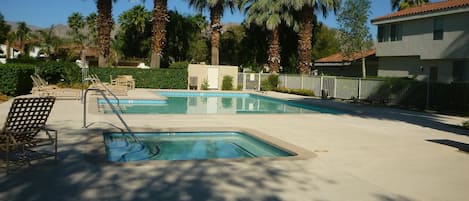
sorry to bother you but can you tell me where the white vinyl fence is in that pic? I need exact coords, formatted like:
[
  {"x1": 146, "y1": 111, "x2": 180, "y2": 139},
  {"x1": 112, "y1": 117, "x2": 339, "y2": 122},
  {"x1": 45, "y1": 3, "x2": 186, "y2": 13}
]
[
  {"x1": 238, "y1": 73, "x2": 387, "y2": 100},
  {"x1": 279, "y1": 75, "x2": 388, "y2": 99}
]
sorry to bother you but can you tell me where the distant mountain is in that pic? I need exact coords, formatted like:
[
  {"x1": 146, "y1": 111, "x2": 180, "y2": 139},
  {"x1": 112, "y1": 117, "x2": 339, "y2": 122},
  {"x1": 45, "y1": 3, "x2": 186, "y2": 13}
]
[{"x1": 7, "y1": 21, "x2": 43, "y2": 31}]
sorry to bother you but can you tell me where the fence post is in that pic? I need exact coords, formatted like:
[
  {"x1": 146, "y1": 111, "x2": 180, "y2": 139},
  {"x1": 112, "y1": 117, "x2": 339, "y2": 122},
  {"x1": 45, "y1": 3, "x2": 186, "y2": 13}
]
[
  {"x1": 285, "y1": 75, "x2": 288, "y2": 88},
  {"x1": 320, "y1": 76, "x2": 323, "y2": 92},
  {"x1": 358, "y1": 78, "x2": 362, "y2": 99},
  {"x1": 258, "y1": 72, "x2": 262, "y2": 91},
  {"x1": 301, "y1": 75, "x2": 304, "y2": 89},
  {"x1": 334, "y1": 77, "x2": 337, "y2": 98},
  {"x1": 243, "y1": 73, "x2": 246, "y2": 91}
]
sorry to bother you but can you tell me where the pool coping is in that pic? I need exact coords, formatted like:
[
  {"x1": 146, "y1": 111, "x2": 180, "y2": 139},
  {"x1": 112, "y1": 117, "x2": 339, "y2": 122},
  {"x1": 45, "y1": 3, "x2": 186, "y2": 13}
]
[{"x1": 84, "y1": 127, "x2": 316, "y2": 166}]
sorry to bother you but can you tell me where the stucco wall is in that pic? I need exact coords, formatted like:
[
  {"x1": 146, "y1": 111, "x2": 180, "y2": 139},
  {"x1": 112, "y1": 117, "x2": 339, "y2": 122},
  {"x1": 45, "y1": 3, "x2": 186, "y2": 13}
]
[
  {"x1": 376, "y1": 12, "x2": 469, "y2": 60},
  {"x1": 187, "y1": 64, "x2": 238, "y2": 90},
  {"x1": 378, "y1": 56, "x2": 422, "y2": 78},
  {"x1": 378, "y1": 56, "x2": 469, "y2": 83}
]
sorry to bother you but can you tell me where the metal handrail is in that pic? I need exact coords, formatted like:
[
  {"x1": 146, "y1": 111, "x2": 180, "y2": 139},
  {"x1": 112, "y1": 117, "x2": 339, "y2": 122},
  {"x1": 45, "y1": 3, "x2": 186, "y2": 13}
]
[
  {"x1": 82, "y1": 77, "x2": 161, "y2": 159},
  {"x1": 83, "y1": 88, "x2": 140, "y2": 143}
]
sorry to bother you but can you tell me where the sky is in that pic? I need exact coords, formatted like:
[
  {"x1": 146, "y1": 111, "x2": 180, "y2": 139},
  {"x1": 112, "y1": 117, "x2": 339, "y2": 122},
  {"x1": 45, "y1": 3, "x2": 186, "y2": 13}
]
[{"x1": 0, "y1": 0, "x2": 395, "y2": 37}]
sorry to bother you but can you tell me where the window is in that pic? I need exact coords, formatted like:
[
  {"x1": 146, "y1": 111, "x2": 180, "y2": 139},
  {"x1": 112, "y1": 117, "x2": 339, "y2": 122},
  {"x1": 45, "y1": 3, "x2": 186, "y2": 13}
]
[
  {"x1": 433, "y1": 18, "x2": 444, "y2": 40},
  {"x1": 378, "y1": 25, "x2": 384, "y2": 42},
  {"x1": 378, "y1": 24, "x2": 402, "y2": 42},
  {"x1": 383, "y1": 25, "x2": 390, "y2": 42},
  {"x1": 390, "y1": 24, "x2": 402, "y2": 41}
]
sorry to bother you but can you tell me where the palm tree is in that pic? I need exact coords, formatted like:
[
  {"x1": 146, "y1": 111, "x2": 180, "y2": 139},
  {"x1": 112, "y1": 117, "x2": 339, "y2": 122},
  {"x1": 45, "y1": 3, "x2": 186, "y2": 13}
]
[
  {"x1": 68, "y1": 12, "x2": 86, "y2": 62},
  {"x1": 187, "y1": 0, "x2": 237, "y2": 65},
  {"x1": 290, "y1": 0, "x2": 340, "y2": 75},
  {"x1": 96, "y1": 0, "x2": 114, "y2": 67},
  {"x1": 16, "y1": 22, "x2": 31, "y2": 54},
  {"x1": 0, "y1": 12, "x2": 10, "y2": 45},
  {"x1": 243, "y1": 0, "x2": 296, "y2": 73},
  {"x1": 36, "y1": 25, "x2": 60, "y2": 59},
  {"x1": 391, "y1": 0, "x2": 429, "y2": 11},
  {"x1": 150, "y1": 0, "x2": 168, "y2": 68},
  {"x1": 6, "y1": 32, "x2": 15, "y2": 59},
  {"x1": 86, "y1": 13, "x2": 99, "y2": 46}
]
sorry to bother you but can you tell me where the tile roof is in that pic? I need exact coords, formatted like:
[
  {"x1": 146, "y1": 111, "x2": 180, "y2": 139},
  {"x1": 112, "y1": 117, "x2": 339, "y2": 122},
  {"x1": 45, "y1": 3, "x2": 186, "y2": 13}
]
[
  {"x1": 371, "y1": 0, "x2": 469, "y2": 23},
  {"x1": 315, "y1": 49, "x2": 376, "y2": 63}
]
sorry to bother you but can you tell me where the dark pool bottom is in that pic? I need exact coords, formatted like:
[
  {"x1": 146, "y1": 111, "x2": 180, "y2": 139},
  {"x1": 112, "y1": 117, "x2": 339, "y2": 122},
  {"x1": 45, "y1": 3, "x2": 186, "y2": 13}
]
[{"x1": 104, "y1": 131, "x2": 295, "y2": 162}]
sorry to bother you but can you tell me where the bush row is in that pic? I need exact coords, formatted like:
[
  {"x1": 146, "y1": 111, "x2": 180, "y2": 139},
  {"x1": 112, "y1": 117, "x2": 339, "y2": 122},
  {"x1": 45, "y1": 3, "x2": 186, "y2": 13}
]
[
  {"x1": 0, "y1": 63, "x2": 35, "y2": 96},
  {"x1": 0, "y1": 61, "x2": 188, "y2": 96},
  {"x1": 275, "y1": 87, "x2": 316, "y2": 96},
  {"x1": 90, "y1": 67, "x2": 187, "y2": 89}
]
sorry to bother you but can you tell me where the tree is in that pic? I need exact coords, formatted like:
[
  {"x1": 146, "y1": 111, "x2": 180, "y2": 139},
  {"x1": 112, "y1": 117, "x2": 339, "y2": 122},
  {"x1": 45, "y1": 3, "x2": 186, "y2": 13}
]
[
  {"x1": 187, "y1": 14, "x2": 209, "y2": 63},
  {"x1": 337, "y1": 0, "x2": 372, "y2": 78},
  {"x1": 150, "y1": 0, "x2": 168, "y2": 68},
  {"x1": 6, "y1": 32, "x2": 15, "y2": 59},
  {"x1": 96, "y1": 0, "x2": 115, "y2": 67},
  {"x1": 391, "y1": 0, "x2": 429, "y2": 11},
  {"x1": 187, "y1": 0, "x2": 237, "y2": 65},
  {"x1": 290, "y1": 0, "x2": 340, "y2": 75},
  {"x1": 36, "y1": 25, "x2": 62, "y2": 59},
  {"x1": 243, "y1": 0, "x2": 296, "y2": 73},
  {"x1": 220, "y1": 25, "x2": 245, "y2": 65},
  {"x1": 311, "y1": 23, "x2": 340, "y2": 60},
  {"x1": 67, "y1": 12, "x2": 86, "y2": 62},
  {"x1": 0, "y1": 12, "x2": 11, "y2": 45},
  {"x1": 16, "y1": 22, "x2": 31, "y2": 54},
  {"x1": 117, "y1": 5, "x2": 151, "y2": 58},
  {"x1": 240, "y1": 23, "x2": 268, "y2": 71},
  {"x1": 86, "y1": 13, "x2": 98, "y2": 46},
  {"x1": 165, "y1": 11, "x2": 207, "y2": 63}
]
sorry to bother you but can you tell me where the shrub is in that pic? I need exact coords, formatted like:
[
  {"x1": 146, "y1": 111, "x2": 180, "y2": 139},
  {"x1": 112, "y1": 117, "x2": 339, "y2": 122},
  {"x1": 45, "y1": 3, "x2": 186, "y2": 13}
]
[
  {"x1": 201, "y1": 79, "x2": 209, "y2": 90},
  {"x1": 274, "y1": 87, "x2": 315, "y2": 97},
  {"x1": 260, "y1": 74, "x2": 279, "y2": 91},
  {"x1": 35, "y1": 61, "x2": 81, "y2": 85},
  {"x1": 222, "y1": 75, "x2": 233, "y2": 90},
  {"x1": 0, "y1": 63, "x2": 35, "y2": 96},
  {"x1": 169, "y1": 61, "x2": 189, "y2": 69},
  {"x1": 91, "y1": 67, "x2": 187, "y2": 89}
]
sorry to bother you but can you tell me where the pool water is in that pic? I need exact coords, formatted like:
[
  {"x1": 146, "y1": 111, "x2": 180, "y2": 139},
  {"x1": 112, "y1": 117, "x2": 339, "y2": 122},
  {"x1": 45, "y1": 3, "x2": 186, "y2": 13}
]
[
  {"x1": 104, "y1": 131, "x2": 294, "y2": 162},
  {"x1": 99, "y1": 91, "x2": 342, "y2": 114}
]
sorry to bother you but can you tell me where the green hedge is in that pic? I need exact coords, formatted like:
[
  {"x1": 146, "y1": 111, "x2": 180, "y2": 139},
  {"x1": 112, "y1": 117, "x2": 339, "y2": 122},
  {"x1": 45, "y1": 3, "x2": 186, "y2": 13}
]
[
  {"x1": 0, "y1": 61, "x2": 81, "y2": 96},
  {"x1": 0, "y1": 63, "x2": 35, "y2": 96},
  {"x1": 90, "y1": 67, "x2": 187, "y2": 89},
  {"x1": 0, "y1": 60, "x2": 188, "y2": 96}
]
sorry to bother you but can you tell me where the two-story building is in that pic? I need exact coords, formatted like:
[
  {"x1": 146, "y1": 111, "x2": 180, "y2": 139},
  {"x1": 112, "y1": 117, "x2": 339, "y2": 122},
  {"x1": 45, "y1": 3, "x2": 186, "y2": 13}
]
[{"x1": 371, "y1": 0, "x2": 469, "y2": 83}]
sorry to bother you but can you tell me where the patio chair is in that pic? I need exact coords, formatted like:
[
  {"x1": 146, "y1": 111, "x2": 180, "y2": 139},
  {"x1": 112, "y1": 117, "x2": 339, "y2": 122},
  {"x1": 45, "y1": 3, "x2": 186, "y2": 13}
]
[
  {"x1": 89, "y1": 74, "x2": 128, "y2": 96},
  {"x1": 30, "y1": 74, "x2": 81, "y2": 100},
  {"x1": 0, "y1": 97, "x2": 58, "y2": 174}
]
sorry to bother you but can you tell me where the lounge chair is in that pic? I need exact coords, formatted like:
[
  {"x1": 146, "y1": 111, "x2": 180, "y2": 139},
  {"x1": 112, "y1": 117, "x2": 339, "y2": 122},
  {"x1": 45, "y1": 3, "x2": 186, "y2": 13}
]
[
  {"x1": 30, "y1": 74, "x2": 81, "y2": 100},
  {"x1": 0, "y1": 97, "x2": 58, "y2": 174},
  {"x1": 89, "y1": 74, "x2": 128, "y2": 96}
]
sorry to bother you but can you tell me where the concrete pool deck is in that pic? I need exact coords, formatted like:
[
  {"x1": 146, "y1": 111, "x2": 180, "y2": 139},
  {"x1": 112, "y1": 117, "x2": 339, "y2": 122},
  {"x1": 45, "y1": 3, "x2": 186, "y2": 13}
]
[{"x1": 1, "y1": 89, "x2": 469, "y2": 201}]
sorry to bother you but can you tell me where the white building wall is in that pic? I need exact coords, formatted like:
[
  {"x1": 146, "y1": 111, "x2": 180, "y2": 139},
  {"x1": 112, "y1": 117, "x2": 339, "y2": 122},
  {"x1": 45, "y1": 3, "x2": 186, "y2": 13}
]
[{"x1": 376, "y1": 12, "x2": 469, "y2": 60}]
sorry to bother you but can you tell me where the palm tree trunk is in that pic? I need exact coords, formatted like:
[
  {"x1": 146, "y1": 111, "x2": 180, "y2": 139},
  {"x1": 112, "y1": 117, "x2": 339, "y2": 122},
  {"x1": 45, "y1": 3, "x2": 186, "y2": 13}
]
[
  {"x1": 268, "y1": 27, "x2": 280, "y2": 74},
  {"x1": 97, "y1": 0, "x2": 112, "y2": 67},
  {"x1": 362, "y1": 55, "x2": 367, "y2": 78},
  {"x1": 298, "y1": 6, "x2": 313, "y2": 75},
  {"x1": 150, "y1": 0, "x2": 168, "y2": 68},
  {"x1": 6, "y1": 42, "x2": 10, "y2": 59},
  {"x1": 210, "y1": 5, "x2": 222, "y2": 66}
]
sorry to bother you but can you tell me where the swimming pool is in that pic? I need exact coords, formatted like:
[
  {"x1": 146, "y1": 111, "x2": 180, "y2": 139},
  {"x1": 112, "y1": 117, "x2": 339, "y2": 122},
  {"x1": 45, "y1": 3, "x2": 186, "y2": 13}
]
[
  {"x1": 104, "y1": 131, "x2": 295, "y2": 162},
  {"x1": 98, "y1": 91, "x2": 342, "y2": 114}
]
